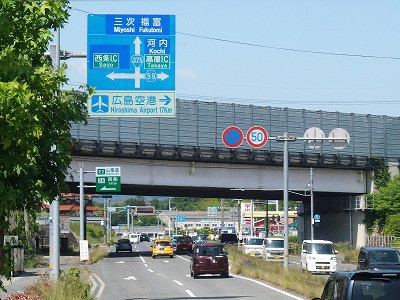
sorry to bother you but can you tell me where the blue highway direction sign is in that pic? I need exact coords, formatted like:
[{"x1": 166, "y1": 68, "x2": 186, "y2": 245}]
[{"x1": 87, "y1": 14, "x2": 175, "y2": 117}]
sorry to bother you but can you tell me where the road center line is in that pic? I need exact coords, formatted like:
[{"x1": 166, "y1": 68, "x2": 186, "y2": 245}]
[
  {"x1": 185, "y1": 290, "x2": 195, "y2": 297},
  {"x1": 148, "y1": 269, "x2": 154, "y2": 272}
]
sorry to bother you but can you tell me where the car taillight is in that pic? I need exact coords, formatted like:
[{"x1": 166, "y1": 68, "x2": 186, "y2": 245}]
[
  {"x1": 169, "y1": 244, "x2": 172, "y2": 247},
  {"x1": 190, "y1": 242, "x2": 193, "y2": 245},
  {"x1": 177, "y1": 242, "x2": 181, "y2": 245}
]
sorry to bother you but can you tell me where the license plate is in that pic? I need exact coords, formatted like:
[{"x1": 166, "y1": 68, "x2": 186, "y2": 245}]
[{"x1": 182, "y1": 247, "x2": 187, "y2": 250}]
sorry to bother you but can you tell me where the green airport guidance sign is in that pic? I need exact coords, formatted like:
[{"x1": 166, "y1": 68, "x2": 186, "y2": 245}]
[{"x1": 96, "y1": 166, "x2": 121, "y2": 192}]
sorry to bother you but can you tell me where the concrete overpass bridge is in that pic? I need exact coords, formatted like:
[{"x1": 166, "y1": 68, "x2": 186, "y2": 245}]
[{"x1": 67, "y1": 99, "x2": 400, "y2": 246}]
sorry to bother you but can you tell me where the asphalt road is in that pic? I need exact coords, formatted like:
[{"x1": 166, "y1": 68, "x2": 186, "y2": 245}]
[
  {"x1": 89, "y1": 242, "x2": 309, "y2": 300},
  {"x1": 0, "y1": 245, "x2": 357, "y2": 299}
]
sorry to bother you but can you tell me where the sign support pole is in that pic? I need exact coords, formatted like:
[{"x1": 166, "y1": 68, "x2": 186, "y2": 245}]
[
  {"x1": 283, "y1": 133, "x2": 289, "y2": 272},
  {"x1": 310, "y1": 168, "x2": 314, "y2": 240},
  {"x1": 80, "y1": 164, "x2": 85, "y2": 241}
]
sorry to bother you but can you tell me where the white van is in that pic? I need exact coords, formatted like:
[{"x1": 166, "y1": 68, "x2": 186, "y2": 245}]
[
  {"x1": 242, "y1": 236, "x2": 264, "y2": 257},
  {"x1": 262, "y1": 237, "x2": 284, "y2": 261},
  {"x1": 129, "y1": 233, "x2": 140, "y2": 244},
  {"x1": 301, "y1": 239, "x2": 337, "y2": 274}
]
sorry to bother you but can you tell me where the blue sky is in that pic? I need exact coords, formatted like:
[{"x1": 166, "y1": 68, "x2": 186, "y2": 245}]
[{"x1": 61, "y1": 1, "x2": 400, "y2": 117}]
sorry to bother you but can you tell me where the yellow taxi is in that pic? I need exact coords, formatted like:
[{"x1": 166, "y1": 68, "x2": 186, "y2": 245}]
[{"x1": 151, "y1": 239, "x2": 174, "y2": 259}]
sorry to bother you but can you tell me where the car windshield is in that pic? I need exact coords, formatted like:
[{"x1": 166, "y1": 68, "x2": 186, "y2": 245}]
[
  {"x1": 353, "y1": 278, "x2": 400, "y2": 299},
  {"x1": 196, "y1": 246, "x2": 224, "y2": 256},
  {"x1": 118, "y1": 239, "x2": 130, "y2": 243},
  {"x1": 306, "y1": 243, "x2": 335, "y2": 254},
  {"x1": 369, "y1": 250, "x2": 400, "y2": 264},
  {"x1": 246, "y1": 238, "x2": 264, "y2": 245},
  {"x1": 264, "y1": 239, "x2": 284, "y2": 248}
]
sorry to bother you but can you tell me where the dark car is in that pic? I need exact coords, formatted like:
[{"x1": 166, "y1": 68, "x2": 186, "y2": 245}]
[
  {"x1": 219, "y1": 233, "x2": 238, "y2": 245},
  {"x1": 175, "y1": 236, "x2": 193, "y2": 253},
  {"x1": 192, "y1": 234, "x2": 207, "y2": 244},
  {"x1": 115, "y1": 238, "x2": 132, "y2": 253},
  {"x1": 190, "y1": 243, "x2": 229, "y2": 279},
  {"x1": 140, "y1": 233, "x2": 150, "y2": 242},
  {"x1": 311, "y1": 270, "x2": 400, "y2": 300},
  {"x1": 357, "y1": 246, "x2": 400, "y2": 270}
]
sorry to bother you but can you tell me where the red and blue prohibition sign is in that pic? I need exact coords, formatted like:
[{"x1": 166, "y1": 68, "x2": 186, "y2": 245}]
[{"x1": 222, "y1": 126, "x2": 244, "y2": 148}]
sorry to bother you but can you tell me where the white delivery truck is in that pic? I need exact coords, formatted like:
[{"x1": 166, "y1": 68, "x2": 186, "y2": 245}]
[{"x1": 301, "y1": 239, "x2": 338, "y2": 274}]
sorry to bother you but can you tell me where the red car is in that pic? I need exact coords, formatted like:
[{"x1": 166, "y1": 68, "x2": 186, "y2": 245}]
[
  {"x1": 175, "y1": 236, "x2": 193, "y2": 253},
  {"x1": 190, "y1": 243, "x2": 229, "y2": 278}
]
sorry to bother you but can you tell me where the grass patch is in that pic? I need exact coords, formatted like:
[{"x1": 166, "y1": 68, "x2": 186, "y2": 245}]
[
  {"x1": 227, "y1": 246, "x2": 326, "y2": 299},
  {"x1": 334, "y1": 242, "x2": 359, "y2": 263},
  {"x1": 5, "y1": 267, "x2": 94, "y2": 300},
  {"x1": 89, "y1": 246, "x2": 109, "y2": 264},
  {"x1": 70, "y1": 222, "x2": 104, "y2": 245}
]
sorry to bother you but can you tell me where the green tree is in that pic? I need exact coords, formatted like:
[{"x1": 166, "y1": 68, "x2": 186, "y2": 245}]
[
  {"x1": 369, "y1": 175, "x2": 400, "y2": 235},
  {"x1": 0, "y1": 1, "x2": 91, "y2": 289}
]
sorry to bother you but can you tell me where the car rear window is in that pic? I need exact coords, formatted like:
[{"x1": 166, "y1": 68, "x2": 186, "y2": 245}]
[
  {"x1": 178, "y1": 237, "x2": 192, "y2": 242},
  {"x1": 196, "y1": 246, "x2": 224, "y2": 256},
  {"x1": 352, "y1": 278, "x2": 400, "y2": 299},
  {"x1": 156, "y1": 241, "x2": 170, "y2": 246}
]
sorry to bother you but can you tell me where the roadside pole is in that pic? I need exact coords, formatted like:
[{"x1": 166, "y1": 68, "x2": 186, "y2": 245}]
[{"x1": 48, "y1": 28, "x2": 61, "y2": 281}]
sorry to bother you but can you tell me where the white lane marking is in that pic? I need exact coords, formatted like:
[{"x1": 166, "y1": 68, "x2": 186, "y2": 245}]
[
  {"x1": 186, "y1": 274, "x2": 191, "y2": 277},
  {"x1": 185, "y1": 290, "x2": 196, "y2": 297},
  {"x1": 116, "y1": 261, "x2": 124, "y2": 264},
  {"x1": 144, "y1": 264, "x2": 148, "y2": 267},
  {"x1": 123, "y1": 276, "x2": 137, "y2": 280},
  {"x1": 148, "y1": 269, "x2": 154, "y2": 272},
  {"x1": 173, "y1": 280, "x2": 183, "y2": 286},
  {"x1": 163, "y1": 260, "x2": 170, "y2": 263},
  {"x1": 93, "y1": 273, "x2": 105, "y2": 300},
  {"x1": 231, "y1": 274, "x2": 304, "y2": 300},
  {"x1": 177, "y1": 255, "x2": 190, "y2": 262},
  {"x1": 157, "y1": 273, "x2": 167, "y2": 277},
  {"x1": 140, "y1": 256, "x2": 146, "y2": 263},
  {"x1": 89, "y1": 275, "x2": 97, "y2": 296}
]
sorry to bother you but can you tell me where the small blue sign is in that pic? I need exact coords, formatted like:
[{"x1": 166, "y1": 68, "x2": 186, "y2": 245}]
[
  {"x1": 314, "y1": 214, "x2": 321, "y2": 220},
  {"x1": 176, "y1": 216, "x2": 186, "y2": 222},
  {"x1": 91, "y1": 95, "x2": 109, "y2": 113}
]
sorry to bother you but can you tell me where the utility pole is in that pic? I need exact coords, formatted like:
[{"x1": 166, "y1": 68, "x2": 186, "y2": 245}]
[{"x1": 48, "y1": 29, "x2": 61, "y2": 281}]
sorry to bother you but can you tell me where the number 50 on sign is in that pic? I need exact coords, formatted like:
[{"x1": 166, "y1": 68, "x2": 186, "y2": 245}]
[{"x1": 246, "y1": 126, "x2": 268, "y2": 148}]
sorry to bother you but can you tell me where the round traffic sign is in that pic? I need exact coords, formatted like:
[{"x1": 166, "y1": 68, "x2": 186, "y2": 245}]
[
  {"x1": 246, "y1": 126, "x2": 268, "y2": 148},
  {"x1": 222, "y1": 126, "x2": 244, "y2": 148},
  {"x1": 304, "y1": 127, "x2": 325, "y2": 149},
  {"x1": 329, "y1": 128, "x2": 350, "y2": 150},
  {"x1": 314, "y1": 214, "x2": 321, "y2": 220}
]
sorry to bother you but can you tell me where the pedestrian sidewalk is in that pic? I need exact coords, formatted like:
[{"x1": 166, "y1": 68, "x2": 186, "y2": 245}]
[{"x1": 0, "y1": 253, "x2": 85, "y2": 299}]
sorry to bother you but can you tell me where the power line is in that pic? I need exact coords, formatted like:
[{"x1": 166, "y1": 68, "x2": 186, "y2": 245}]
[{"x1": 68, "y1": 6, "x2": 400, "y2": 60}]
